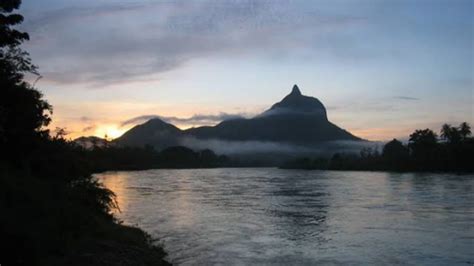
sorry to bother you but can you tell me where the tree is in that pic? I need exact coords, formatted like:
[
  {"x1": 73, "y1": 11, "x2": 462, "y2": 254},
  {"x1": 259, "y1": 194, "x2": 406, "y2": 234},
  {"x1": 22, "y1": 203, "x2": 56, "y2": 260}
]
[
  {"x1": 0, "y1": 0, "x2": 52, "y2": 162},
  {"x1": 440, "y1": 124, "x2": 451, "y2": 141},
  {"x1": 382, "y1": 139, "x2": 409, "y2": 170},
  {"x1": 409, "y1": 129, "x2": 437, "y2": 146},
  {"x1": 199, "y1": 149, "x2": 218, "y2": 166},
  {"x1": 459, "y1": 122, "x2": 471, "y2": 140},
  {"x1": 1, "y1": 3, "x2": 170, "y2": 266},
  {"x1": 383, "y1": 139, "x2": 408, "y2": 159},
  {"x1": 440, "y1": 124, "x2": 460, "y2": 144},
  {"x1": 408, "y1": 129, "x2": 438, "y2": 169},
  {"x1": 0, "y1": 0, "x2": 34, "y2": 81}
]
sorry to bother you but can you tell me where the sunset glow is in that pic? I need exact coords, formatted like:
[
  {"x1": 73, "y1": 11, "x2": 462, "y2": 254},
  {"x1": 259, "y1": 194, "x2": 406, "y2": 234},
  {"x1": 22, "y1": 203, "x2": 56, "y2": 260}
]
[{"x1": 94, "y1": 125, "x2": 128, "y2": 140}]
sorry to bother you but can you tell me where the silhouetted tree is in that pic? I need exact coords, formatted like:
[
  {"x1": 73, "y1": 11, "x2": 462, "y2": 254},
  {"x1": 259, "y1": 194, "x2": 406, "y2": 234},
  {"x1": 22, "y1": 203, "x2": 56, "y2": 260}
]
[
  {"x1": 199, "y1": 149, "x2": 218, "y2": 166},
  {"x1": 440, "y1": 123, "x2": 461, "y2": 144},
  {"x1": 0, "y1": 0, "x2": 29, "y2": 48},
  {"x1": 459, "y1": 122, "x2": 471, "y2": 140},
  {"x1": 0, "y1": 0, "x2": 52, "y2": 164},
  {"x1": 409, "y1": 129, "x2": 437, "y2": 150},
  {"x1": 1, "y1": 2, "x2": 170, "y2": 265},
  {"x1": 440, "y1": 124, "x2": 451, "y2": 141},
  {"x1": 382, "y1": 138, "x2": 409, "y2": 169},
  {"x1": 408, "y1": 129, "x2": 438, "y2": 169},
  {"x1": 283, "y1": 123, "x2": 473, "y2": 172}
]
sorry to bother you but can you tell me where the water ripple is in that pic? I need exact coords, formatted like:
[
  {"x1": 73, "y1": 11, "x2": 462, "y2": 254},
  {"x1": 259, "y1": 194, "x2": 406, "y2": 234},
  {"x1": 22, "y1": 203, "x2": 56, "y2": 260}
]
[{"x1": 97, "y1": 168, "x2": 474, "y2": 265}]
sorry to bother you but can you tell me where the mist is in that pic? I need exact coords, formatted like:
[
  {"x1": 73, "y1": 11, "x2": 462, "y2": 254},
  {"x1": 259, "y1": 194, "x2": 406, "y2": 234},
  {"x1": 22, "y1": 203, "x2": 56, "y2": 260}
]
[{"x1": 179, "y1": 136, "x2": 382, "y2": 157}]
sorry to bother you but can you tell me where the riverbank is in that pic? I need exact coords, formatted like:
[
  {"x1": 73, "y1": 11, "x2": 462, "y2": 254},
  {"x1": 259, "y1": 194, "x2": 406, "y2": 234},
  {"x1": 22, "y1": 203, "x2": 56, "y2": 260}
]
[
  {"x1": 280, "y1": 166, "x2": 474, "y2": 174},
  {"x1": 0, "y1": 169, "x2": 171, "y2": 266},
  {"x1": 280, "y1": 159, "x2": 474, "y2": 173},
  {"x1": 47, "y1": 224, "x2": 170, "y2": 266}
]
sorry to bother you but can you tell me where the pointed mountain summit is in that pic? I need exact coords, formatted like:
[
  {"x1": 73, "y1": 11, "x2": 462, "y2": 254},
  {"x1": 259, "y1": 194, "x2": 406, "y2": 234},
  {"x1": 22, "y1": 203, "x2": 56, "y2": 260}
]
[
  {"x1": 291, "y1": 84, "x2": 302, "y2": 95},
  {"x1": 115, "y1": 85, "x2": 361, "y2": 149},
  {"x1": 265, "y1": 84, "x2": 327, "y2": 119}
]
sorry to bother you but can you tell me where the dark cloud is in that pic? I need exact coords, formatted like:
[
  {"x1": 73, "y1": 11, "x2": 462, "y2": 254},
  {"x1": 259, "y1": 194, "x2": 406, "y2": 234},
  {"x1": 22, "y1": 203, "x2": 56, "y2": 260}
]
[
  {"x1": 22, "y1": 3, "x2": 152, "y2": 32},
  {"x1": 21, "y1": 1, "x2": 366, "y2": 86},
  {"x1": 79, "y1": 116, "x2": 93, "y2": 122},
  {"x1": 120, "y1": 112, "x2": 248, "y2": 127},
  {"x1": 393, "y1": 96, "x2": 420, "y2": 101},
  {"x1": 79, "y1": 116, "x2": 96, "y2": 133},
  {"x1": 82, "y1": 125, "x2": 96, "y2": 132},
  {"x1": 120, "y1": 115, "x2": 160, "y2": 127}
]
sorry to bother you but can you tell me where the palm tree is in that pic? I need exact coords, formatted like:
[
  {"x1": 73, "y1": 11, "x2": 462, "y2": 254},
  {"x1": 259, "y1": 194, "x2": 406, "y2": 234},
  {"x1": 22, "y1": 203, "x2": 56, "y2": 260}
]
[
  {"x1": 459, "y1": 122, "x2": 471, "y2": 140},
  {"x1": 441, "y1": 123, "x2": 461, "y2": 143},
  {"x1": 440, "y1": 124, "x2": 452, "y2": 142}
]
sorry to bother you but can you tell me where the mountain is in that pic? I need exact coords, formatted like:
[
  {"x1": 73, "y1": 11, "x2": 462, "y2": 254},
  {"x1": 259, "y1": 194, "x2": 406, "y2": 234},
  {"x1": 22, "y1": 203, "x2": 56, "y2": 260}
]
[
  {"x1": 263, "y1": 85, "x2": 327, "y2": 117},
  {"x1": 115, "y1": 85, "x2": 361, "y2": 150},
  {"x1": 185, "y1": 85, "x2": 359, "y2": 143},
  {"x1": 117, "y1": 118, "x2": 182, "y2": 150}
]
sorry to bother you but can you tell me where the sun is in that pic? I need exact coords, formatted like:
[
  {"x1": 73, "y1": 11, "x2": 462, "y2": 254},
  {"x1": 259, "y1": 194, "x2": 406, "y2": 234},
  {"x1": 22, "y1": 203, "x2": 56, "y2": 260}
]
[{"x1": 95, "y1": 125, "x2": 126, "y2": 140}]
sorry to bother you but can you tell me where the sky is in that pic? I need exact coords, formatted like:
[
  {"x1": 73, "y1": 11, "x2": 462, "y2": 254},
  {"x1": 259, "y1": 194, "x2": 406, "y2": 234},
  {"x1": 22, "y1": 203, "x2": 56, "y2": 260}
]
[{"x1": 18, "y1": 0, "x2": 473, "y2": 141}]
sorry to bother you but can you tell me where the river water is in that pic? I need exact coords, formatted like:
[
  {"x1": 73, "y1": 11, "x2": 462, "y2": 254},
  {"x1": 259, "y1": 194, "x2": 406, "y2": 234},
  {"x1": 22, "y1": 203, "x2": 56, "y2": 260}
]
[{"x1": 97, "y1": 168, "x2": 474, "y2": 265}]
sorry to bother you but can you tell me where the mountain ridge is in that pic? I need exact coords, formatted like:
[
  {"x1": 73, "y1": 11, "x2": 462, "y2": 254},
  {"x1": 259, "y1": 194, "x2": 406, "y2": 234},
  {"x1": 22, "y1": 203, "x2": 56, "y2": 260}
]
[{"x1": 114, "y1": 85, "x2": 362, "y2": 150}]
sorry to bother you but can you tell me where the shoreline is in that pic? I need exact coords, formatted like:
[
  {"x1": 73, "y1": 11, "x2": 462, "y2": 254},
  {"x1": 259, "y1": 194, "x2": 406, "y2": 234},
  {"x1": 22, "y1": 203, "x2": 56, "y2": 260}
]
[
  {"x1": 1, "y1": 171, "x2": 171, "y2": 266},
  {"x1": 49, "y1": 223, "x2": 171, "y2": 266},
  {"x1": 95, "y1": 165, "x2": 474, "y2": 175},
  {"x1": 279, "y1": 166, "x2": 474, "y2": 174}
]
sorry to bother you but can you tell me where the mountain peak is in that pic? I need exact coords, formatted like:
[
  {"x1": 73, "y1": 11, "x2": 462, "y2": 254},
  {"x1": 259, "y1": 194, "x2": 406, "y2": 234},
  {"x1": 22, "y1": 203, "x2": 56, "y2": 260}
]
[
  {"x1": 291, "y1": 84, "x2": 301, "y2": 96},
  {"x1": 263, "y1": 85, "x2": 328, "y2": 119}
]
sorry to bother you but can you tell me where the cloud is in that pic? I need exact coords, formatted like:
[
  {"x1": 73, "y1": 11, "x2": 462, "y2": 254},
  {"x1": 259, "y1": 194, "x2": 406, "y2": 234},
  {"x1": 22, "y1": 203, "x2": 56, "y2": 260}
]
[
  {"x1": 120, "y1": 115, "x2": 159, "y2": 127},
  {"x1": 165, "y1": 113, "x2": 246, "y2": 126},
  {"x1": 22, "y1": 3, "x2": 152, "y2": 32},
  {"x1": 79, "y1": 116, "x2": 93, "y2": 122},
  {"x1": 393, "y1": 96, "x2": 420, "y2": 101},
  {"x1": 82, "y1": 125, "x2": 96, "y2": 132},
  {"x1": 21, "y1": 0, "x2": 366, "y2": 86},
  {"x1": 120, "y1": 112, "x2": 248, "y2": 128},
  {"x1": 331, "y1": 95, "x2": 421, "y2": 115}
]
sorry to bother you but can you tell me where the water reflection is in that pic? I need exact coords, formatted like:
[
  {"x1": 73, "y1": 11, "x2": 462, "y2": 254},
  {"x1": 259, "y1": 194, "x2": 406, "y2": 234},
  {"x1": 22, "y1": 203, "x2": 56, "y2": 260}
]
[{"x1": 99, "y1": 171, "x2": 131, "y2": 214}]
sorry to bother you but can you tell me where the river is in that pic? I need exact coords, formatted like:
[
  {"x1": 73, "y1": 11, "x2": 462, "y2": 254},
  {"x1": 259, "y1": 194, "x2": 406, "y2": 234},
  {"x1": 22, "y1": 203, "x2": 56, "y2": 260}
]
[{"x1": 97, "y1": 168, "x2": 474, "y2": 265}]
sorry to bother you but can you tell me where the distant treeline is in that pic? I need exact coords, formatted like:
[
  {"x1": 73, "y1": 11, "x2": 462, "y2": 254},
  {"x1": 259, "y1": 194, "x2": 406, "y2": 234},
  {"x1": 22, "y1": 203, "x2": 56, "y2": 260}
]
[
  {"x1": 282, "y1": 123, "x2": 474, "y2": 172},
  {"x1": 78, "y1": 144, "x2": 231, "y2": 172}
]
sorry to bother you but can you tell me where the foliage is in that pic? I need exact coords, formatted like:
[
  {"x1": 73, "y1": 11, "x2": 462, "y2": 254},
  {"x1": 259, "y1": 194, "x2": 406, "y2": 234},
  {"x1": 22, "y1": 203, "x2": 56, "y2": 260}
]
[
  {"x1": 0, "y1": 2, "x2": 170, "y2": 265},
  {"x1": 440, "y1": 124, "x2": 461, "y2": 144},
  {"x1": 282, "y1": 122, "x2": 474, "y2": 172},
  {"x1": 380, "y1": 139, "x2": 409, "y2": 170},
  {"x1": 0, "y1": 0, "x2": 52, "y2": 164},
  {"x1": 459, "y1": 122, "x2": 471, "y2": 140},
  {"x1": 71, "y1": 143, "x2": 231, "y2": 172}
]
